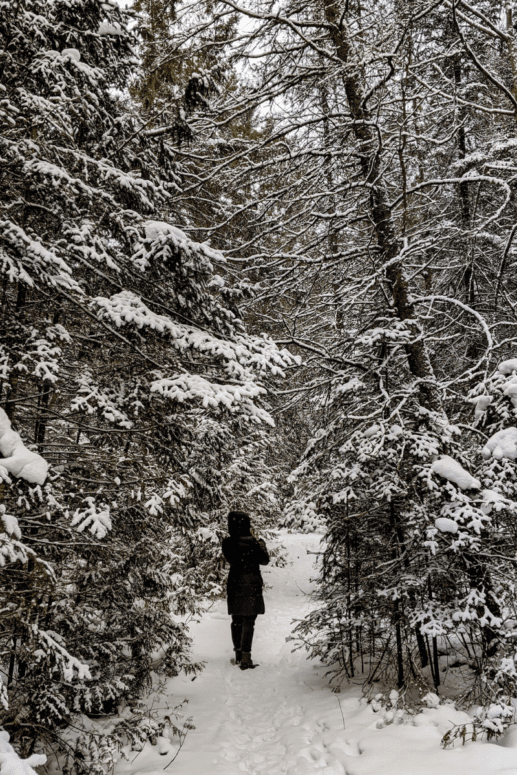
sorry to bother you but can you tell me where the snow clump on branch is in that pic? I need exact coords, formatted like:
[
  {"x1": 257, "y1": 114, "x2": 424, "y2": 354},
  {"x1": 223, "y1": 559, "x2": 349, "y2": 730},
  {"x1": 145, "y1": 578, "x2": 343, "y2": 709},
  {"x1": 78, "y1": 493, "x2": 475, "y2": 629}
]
[
  {"x1": 481, "y1": 489, "x2": 516, "y2": 515},
  {"x1": 481, "y1": 428, "x2": 517, "y2": 461},
  {"x1": 431, "y1": 455, "x2": 480, "y2": 490},
  {"x1": 467, "y1": 394, "x2": 492, "y2": 419},
  {"x1": 0, "y1": 408, "x2": 48, "y2": 485},
  {"x1": 498, "y1": 359, "x2": 517, "y2": 375},
  {"x1": 434, "y1": 517, "x2": 459, "y2": 534}
]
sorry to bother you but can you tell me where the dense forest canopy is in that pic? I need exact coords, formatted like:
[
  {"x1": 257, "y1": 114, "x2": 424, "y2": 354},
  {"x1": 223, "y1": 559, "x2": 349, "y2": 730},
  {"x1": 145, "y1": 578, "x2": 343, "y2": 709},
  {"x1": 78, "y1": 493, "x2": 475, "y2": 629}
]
[{"x1": 4, "y1": 0, "x2": 517, "y2": 771}]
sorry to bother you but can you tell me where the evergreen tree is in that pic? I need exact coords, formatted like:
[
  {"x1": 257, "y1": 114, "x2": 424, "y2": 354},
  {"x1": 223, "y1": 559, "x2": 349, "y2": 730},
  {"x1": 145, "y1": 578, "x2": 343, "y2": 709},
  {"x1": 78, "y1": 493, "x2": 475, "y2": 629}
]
[{"x1": 0, "y1": 0, "x2": 293, "y2": 766}]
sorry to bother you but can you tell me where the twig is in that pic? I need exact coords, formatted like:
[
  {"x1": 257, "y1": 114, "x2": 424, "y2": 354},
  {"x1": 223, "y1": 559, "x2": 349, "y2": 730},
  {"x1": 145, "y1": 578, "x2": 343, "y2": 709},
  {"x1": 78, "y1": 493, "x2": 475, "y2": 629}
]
[
  {"x1": 337, "y1": 694, "x2": 346, "y2": 730},
  {"x1": 163, "y1": 720, "x2": 191, "y2": 769}
]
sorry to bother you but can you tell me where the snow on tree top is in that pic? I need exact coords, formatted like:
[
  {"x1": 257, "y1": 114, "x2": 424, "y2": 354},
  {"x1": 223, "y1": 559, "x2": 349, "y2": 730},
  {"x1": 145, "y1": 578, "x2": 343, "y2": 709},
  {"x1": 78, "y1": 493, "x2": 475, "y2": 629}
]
[
  {"x1": 93, "y1": 291, "x2": 292, "y2": 378},
  {"x1": 144, "y1": 220, "x2": 188, "y2": 242},
  {"x1": 42, "y1": 50, "x2": 102, "y2": 83},
  {"x1": 431, "y1": 455, "x2": 481, "y2": 490},
  {"x1": 481, "y1": 428, "x2": 517, "y2": 460},
  {"x1": 150, "y1": 375, "x2": 274, "y2": 424},
  {"x1": 498, "y1": 359, "x2": 517, "y2": 375},
  {"x1": 1, "y1": 219, "x2": 80, "y2": 292},
  {"x1": 0, "y1": 409, "x2": 48, "y2": 485},
  {"x1": 46, "y1": 49, "x2": 81, "y2": 62}
]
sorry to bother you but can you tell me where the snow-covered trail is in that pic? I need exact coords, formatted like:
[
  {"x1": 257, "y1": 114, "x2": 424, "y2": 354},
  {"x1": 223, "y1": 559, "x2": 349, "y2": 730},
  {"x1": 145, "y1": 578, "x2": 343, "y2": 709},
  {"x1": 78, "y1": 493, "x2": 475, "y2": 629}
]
[
  {"x1": 161, "y1": 531, "x2": 346, "y2": 775},
  {"x1": 117, "y1": 531, "x2": 517, "y2": 775}
]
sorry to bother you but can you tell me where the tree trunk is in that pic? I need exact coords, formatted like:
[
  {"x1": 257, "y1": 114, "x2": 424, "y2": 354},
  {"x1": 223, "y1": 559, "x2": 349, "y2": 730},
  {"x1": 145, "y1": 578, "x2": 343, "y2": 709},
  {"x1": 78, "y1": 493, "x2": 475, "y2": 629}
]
[{"x1": 322, "y1": 0, "x2": 439, "y2": 412}]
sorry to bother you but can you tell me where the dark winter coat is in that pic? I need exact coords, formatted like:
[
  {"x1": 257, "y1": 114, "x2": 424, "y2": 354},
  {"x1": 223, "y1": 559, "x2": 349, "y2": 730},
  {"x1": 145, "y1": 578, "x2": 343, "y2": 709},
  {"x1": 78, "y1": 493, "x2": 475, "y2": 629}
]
[{"x1": 222, "y1": 533, "x2": 270, "y2": 616}]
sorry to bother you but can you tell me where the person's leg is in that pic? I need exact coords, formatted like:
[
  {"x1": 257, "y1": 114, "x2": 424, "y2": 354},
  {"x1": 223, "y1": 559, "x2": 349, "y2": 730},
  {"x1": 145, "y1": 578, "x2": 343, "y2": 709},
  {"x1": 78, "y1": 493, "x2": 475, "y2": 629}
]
[
  {"x1": 231, "y1": 615, "x2": 243, "y2": 663},
  {"x1": 240, "y1": 615, "x2": 257, "y2": 653}
]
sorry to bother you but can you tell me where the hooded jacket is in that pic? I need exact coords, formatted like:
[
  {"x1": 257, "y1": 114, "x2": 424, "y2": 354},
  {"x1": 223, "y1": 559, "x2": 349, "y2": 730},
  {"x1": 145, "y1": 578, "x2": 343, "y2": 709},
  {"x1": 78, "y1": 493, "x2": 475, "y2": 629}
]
[{"x1": 222, "y1": 512, "x2": 270, "y2": 616}]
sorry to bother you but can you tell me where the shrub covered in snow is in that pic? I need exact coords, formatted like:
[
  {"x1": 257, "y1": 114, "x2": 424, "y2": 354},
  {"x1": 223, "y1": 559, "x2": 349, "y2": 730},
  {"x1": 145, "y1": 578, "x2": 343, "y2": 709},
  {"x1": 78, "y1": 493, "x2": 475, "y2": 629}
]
[{"x1": 290, "y1": 345, "x2": 517, "y2": 730}]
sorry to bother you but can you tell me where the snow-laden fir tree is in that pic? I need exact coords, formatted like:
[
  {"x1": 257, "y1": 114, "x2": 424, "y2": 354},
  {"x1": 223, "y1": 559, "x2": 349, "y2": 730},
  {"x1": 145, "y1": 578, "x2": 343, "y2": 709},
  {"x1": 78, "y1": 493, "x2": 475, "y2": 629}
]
[{"x1": 0, "y1": 0, "x2": 294, "y2": 767}]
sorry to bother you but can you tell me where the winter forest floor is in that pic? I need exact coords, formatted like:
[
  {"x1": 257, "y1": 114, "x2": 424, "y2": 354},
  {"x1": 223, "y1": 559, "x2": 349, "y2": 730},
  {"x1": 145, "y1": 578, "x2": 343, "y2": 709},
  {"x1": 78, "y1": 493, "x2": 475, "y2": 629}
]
[{"x1": 113, "y1": 531, "x2": 517, "y2": 775}]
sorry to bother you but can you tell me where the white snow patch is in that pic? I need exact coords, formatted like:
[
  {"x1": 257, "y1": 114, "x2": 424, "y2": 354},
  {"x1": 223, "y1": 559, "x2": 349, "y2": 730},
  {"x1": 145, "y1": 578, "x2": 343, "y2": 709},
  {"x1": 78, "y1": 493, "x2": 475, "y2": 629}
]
[
  {"x1": 498, "y1": 358, "x2": 517, "y2": 375},
  {"x1": 336, "y1": 376, "x2": 364, "y2": 394},
  {"x1": 209, "y1": 274, "x2": 225, "y2": 288},
  {"x1": 422, "y1": 692, "x2": 441, "y2": 708},
  {"x1": 151, "y1": 375, "x2": 273, "y2": 424},
  {"x1": 503, "y1": 377, "x2": 517, "y2": 407},
  {"x1": 61, "y1": 48, "x2": 81, "y2": 61},
  {"x1": 468, "y1": 394, "x2": 492, "y2": 418},
  {"x1": 144, "y1": 220, "x2": 188, "y2": 243},
  {"x1": 98, "y1": 22, "x2": 124, "y2": 35},
  {"x1": 71, "y1": 498, "x2": 112, "y2": 539},
  {"x1": 435, "y1": 517, "x2": 459, "y2": 534},
  {"x1": 0, "y1": 408, "x2": 49, "y2": 485},
  {"x1": 156, "y1": 736, "x2": 172, "y2": 755},
  {"x1": 0, "y1": 730, "x2": 46, "y2": 774},
  {"x1": 481, "y1": 489, "x2": 515, "y2": 515},
  {"x1": 1, "y1": 512, "x2": 21, "y2": 540},
  {"x1": 481, "y1": 427, "x2": 517, "y2": 460},
  {"x1": 363, "y1": 424, "x2": 381, "y2": 438},
  {"x1": 431, "y1": 455, "x2": 480, "y2": 490},
  {"x1": 139, "y1": 219, "x2": 225, "y2": 266}
]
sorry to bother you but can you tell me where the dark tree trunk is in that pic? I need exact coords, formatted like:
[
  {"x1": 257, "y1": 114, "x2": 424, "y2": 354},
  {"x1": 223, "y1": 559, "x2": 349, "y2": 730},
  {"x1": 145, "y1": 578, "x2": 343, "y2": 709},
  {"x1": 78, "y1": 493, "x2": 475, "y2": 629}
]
[{"x1": 322, "y1": 0, "x2": 439, "y2": 412}]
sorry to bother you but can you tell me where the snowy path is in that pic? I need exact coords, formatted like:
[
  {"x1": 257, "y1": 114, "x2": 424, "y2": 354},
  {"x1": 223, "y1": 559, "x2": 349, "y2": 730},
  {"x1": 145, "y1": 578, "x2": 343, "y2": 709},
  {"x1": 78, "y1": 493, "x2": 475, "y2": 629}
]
[{"x1": 117, "y1": 531, "x2": 517, "y2": 775}]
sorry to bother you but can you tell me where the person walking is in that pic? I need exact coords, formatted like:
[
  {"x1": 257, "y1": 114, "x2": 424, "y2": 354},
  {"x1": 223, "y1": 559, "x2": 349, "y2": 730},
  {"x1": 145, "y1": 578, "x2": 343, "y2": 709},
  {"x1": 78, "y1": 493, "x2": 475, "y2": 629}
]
[{"x1": 222, "y1": 510, "x2": 270, "y2": 670}]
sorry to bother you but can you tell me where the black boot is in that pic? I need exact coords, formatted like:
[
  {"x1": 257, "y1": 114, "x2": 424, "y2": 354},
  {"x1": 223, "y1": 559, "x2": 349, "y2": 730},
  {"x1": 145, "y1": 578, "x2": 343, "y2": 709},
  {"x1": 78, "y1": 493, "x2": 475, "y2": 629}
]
[
  {"x1": 233, "y1": 649, "x2": 242, "y2": 665},
  {"x1": 239, "y1": 652, "x2": 258, "y2": 670}
]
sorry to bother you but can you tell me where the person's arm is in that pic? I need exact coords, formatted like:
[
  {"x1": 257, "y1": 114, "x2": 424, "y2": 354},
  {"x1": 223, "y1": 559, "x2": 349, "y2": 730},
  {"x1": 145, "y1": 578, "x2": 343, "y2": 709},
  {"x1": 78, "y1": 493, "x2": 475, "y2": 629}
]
[
  {"x1": 254, "y1": 537, "x2": 270, "y2": 566},
  {"x1": 235, "y1": 535, "x2": 269, "y2": 565}
]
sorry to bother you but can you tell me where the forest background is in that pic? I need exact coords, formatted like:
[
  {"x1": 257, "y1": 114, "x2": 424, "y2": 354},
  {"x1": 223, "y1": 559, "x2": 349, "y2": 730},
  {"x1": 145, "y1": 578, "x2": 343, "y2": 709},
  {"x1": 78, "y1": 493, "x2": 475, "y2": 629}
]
[{"x1": 4, "y1": 0, "x2": 517, "y2": 771}]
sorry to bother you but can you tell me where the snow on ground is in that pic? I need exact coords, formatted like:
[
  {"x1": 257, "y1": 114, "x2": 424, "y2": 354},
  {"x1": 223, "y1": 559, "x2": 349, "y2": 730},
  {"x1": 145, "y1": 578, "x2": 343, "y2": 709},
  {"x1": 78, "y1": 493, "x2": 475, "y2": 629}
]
[
  {"x1": 115, "y1": 531, "x2": 517, "y2": 775},
  {"x1": 0, "y1": 730, "x2": 46, "y2": 775}
]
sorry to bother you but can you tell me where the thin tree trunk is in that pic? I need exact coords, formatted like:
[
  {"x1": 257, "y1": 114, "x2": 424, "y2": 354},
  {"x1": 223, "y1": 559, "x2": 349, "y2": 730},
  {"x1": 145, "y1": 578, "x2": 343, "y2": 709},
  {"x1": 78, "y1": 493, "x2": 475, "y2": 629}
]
[
  {"x1": 394, "y1": 600, "x2": 404, "y2": 689},
  {"x1": 452, "y1": 54, "x2": 475, "y2": 306},
  {"x1": 34, "y1": 384, "x2": 51, "y2": 447},
  {"x1": 5, "y1": 283, "x2": 27, "y2": 421}
]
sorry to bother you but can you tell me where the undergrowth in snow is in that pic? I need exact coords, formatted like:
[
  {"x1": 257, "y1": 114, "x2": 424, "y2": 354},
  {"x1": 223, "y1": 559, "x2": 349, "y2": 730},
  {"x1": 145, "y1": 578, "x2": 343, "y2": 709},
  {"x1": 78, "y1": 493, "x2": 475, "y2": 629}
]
[{"x1": 39, "y1": 531, "x2": 516, "y2": 775}]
